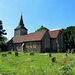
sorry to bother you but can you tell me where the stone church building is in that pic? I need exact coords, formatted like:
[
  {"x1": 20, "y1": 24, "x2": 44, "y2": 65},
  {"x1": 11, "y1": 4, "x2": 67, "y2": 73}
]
[{"x1": 8, "y1": 15, "x2": 63, "y2": 53}]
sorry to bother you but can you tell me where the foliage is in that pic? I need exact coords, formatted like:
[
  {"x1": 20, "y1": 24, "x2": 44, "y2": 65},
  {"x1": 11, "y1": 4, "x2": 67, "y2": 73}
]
[
  {"x1": 0, "y1": 20, "x2": 7, "y2": 41},
  {"x1": 0, "y1": 36, "x2": 7, "y2": 45},
  {"x1": 0, "y1": 36, "x2": 7, "y2": 51},
  {"x1": 59, "y1": 59, "x2": 75, "y2": 75},
  {"x1": 35, "y1": 25, "x2": 49, "y2": 32},
  {"x1": 0, "y1": 52, "x2": 75, "y2": 75},
  {"x1": 0, "y1": 20, "x2": 7, "y2": 51},
  {"x1": 61, "y1": 26, "x2": 75, "y2": 49}
]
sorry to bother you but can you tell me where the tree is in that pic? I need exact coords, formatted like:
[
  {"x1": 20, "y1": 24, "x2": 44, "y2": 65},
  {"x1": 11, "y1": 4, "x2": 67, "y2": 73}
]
[
  {"x1": 61, "y1": 26, "x2": 75, "y2": 49},
  {"x1": 0, "y1": 36, "x2": 7, "y2": 45},
  {"x1": 0, "y1": 20, "x2": 7, "y2": 51},
  {"x1": 0, "y1": 20, "x2": 6, "y2": 41},
  {"x1": 35, "y1": 25, "x2": 49, "y2": 32}
]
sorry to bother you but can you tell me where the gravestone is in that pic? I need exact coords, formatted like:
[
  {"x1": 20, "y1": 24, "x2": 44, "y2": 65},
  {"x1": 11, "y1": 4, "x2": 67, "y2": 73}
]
[
  {"x1": 65, "y1": 52, "x2": 67, "y2": 57},
  {"x1": 23, "y1": 50, "x2": 26, "y2": 53},
  {"x1": 2, "y1": 58, "x2": 8, "y2": 61},
  {"x1": 71, "y1": 49, "x2": 74, "y2": 54},
  {"x1": 15, "y1": 52, "x2": 18, "y2": 56},
  {"x1": 52, "y1": 57, "x2": 56, "y2": 62},
  {"x1": 0, "y1": 73, "x2": 4, "y2": 75},
  {"x1": 2, "y1": 54, "x2": 7, "y2": 57},
  {"x1": 11, "y1": 49, "x2": 13, "y2": 51},
  {"x1": 7, "y1": 51, "x2": 11, "y2": 54},
  {"x1": 49, "y1": 53, "x2": 51, "y2": 57},
  {"x1": 29, "y1": 53, "x2": 34, "y2": 55},
  {"x1": 68, "y1": 49, "x2": 70, "y2": 54},
  {"x1": 0, "y1": 48, "x2": 1, "y2": 52}
]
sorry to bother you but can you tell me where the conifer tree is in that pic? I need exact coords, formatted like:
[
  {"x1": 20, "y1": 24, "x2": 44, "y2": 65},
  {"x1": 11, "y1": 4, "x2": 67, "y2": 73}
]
[{"x1": 0, "y1": 20, "x2": 7, "y2": 41}]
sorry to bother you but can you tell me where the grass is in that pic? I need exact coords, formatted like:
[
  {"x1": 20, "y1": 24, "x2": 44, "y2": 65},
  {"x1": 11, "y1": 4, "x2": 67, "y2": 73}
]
[{"x1": 0, "y1": 51, "x2": 75, "y2": 75}]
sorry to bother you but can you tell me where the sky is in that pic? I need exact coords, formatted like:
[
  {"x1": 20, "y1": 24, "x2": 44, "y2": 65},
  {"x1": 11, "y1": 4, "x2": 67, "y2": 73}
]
[{"x1": 0, "y1": 0, "x2": 75, "y2": 40}]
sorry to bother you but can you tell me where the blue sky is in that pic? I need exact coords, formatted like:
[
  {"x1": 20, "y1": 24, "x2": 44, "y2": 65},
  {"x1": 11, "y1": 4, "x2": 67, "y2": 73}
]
[{"x1": 0, "y1": 0, "x2": 75, "y2": 40}]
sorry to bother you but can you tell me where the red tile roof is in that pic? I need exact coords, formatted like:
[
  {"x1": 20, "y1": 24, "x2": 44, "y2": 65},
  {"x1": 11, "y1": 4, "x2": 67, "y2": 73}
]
[
  {"x1": 49, "y1": 29, "x2": 61, "y2": 38},
  {"x1": 9, "y1": 30, "x2": 47, "y2": 43}
]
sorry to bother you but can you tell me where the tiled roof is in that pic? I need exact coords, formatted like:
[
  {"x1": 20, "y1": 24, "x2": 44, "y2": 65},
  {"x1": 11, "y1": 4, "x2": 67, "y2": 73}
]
[
  {"x1": 19, "y1": 15, "x2": 24, "y2": 25},
  {"x1": 15, "y1": 25, "x2": 27, "y2": 30},
  {"x1": 49, "y1": 29, "x2": 61, "y2": 38},
  {"x1": 15, "y1": 15, "x2": 27, "y2": 30},
  {"x1": 9, "y1": 30, "x2": 47, "y2": 43}
]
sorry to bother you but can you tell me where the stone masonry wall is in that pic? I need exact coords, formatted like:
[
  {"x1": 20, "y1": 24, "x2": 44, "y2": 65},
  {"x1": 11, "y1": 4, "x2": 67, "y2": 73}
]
[
  {"x1": 50, "y1": 31, "x2": 63, "y2": 52},
  {"x1": 14, "y1": 28, "x2": 27, "y2": 37},
  {"x1": 24, "y1": 41, "x2": 41, "y2": 53},
  {"x1": 42, "y1": 31, "x2": 50, "y2": 52},
  {"x1": 57, "y1": 31, "x2": 63, "y2": 52},
  {"x1": 8, "y1": 43, "x2": 23, "y2": 51},
  {"x1": 50, "y1": 38, "x2": 57, "y2": 52},
  {"x1": 8, "y1": 41, "x2": 41, "y2": 53}
]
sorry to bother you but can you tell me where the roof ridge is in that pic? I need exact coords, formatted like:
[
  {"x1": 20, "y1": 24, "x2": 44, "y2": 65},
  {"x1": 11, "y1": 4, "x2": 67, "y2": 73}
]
[
  {"x1": 50, "y1": 29, "x2": 61, "y2": 32},
  {"x1": 29, "y1": 30, "x2": 47, "y2": 34}
]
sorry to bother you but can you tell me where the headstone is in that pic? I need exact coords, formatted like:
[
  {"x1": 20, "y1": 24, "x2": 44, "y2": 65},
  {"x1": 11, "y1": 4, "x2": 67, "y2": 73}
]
[
  {"x1": 49, "y1": 53, "x2": 51, "y2": 57},
  {"x1": 52, "y1": 57, "x2": 56, "y2": 62},
  {"x1": 71, "y1": 49, "x2": 74, "y2": 54},
  {"x1": 65, "y1": 52, "x2": 67, "y2": 57},
  {"x1": 2, "y1": 58, "x2": 8, "y2": 61},
  {"x1": 2, "y1": 54, "x2": 7, "y2": 57},
  {"x1": 11, "y1": 49, "x2": 13, "y2": 51},
  {"x1": 0, "y1": 48, "x2": 1, "y2": 52},
  {"x1": 31, "y1": 59, "x2": 35, "y2": 61},
  {"x1": 15, "y1": 52, "x2": 18, "y2": 56},
  {"x1": 68, "y1": 49, "x2": 70, "y2": 54},
  {"x1": 23, "y1": 50, "x2": 26, "y2": 53},
  {"x1": 7, "y1": 51, "x2": 11, "y2": 54},
  {"x1": 0, "y1": 73, "x2": 4, "y2": 75},
  {"x1": 29, "y1": 53, "x2": 34, "y2": 55}
]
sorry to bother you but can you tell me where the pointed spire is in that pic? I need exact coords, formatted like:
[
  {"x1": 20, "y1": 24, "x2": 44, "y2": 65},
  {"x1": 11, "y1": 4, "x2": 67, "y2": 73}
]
[{"x1": 19, "y1": 15, "x2": 24, "y2": 26}]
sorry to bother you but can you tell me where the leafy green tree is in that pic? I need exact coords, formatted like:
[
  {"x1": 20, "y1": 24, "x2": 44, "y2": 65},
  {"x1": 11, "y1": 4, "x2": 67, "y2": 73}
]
[
  {"x1": 61, "y1": 26, "x2": 75, "y2": 49},
  {"x1": 35, "y1": 25, "x2": 49, "y2": 32},
  {"x1": 0, "y1": 36, "x2": 7, "y2": 45}
]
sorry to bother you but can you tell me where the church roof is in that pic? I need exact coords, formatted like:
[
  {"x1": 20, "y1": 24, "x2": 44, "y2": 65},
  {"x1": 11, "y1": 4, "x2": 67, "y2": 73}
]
[
  {"x1": 49, "y1": 29, "x2": 61, "y2": 38},
  {"x1": 8, "y1": 30, "x2": 47, "y2": 43},
  {"x1": 15, "y1": 25, "x2": 27, "y2": 30},
  {"x1": 15, "y1": 15, "x2": 27, "y2": 30},
  {"x1": 19, "y1": 15, "x2": 24, "y2": 25}
]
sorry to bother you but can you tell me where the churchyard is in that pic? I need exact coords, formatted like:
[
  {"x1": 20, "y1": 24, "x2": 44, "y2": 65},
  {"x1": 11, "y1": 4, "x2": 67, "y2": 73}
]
[{"x1": 0, "y1": 51, "x2": 75, "y2": 75}]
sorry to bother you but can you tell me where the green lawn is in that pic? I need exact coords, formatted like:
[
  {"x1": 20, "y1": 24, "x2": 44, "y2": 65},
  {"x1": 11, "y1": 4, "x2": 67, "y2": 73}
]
[{"x1": 0, "y1": 52, "x2": 75, "y2": 75}]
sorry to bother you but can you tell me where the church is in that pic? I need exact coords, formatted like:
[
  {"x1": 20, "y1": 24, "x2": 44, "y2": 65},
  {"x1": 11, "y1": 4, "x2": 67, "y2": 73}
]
[{"x1": 8, "y1": 15, "x2": 64, "y2": 53}]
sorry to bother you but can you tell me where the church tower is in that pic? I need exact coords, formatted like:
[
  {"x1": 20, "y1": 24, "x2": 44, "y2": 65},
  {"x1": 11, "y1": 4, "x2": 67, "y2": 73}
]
[{"x1": 14, "y1": 15, "x2": 28, "y2": 37}]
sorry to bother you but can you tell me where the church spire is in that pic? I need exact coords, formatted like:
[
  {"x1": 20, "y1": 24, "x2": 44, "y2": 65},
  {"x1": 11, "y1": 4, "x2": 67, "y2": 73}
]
[
  {"x1": 19, "y1": 15, "x2": 24, "y2": 26},
  {"x1": 14, "y1": 15, "x2": 28, "y2": 37}
]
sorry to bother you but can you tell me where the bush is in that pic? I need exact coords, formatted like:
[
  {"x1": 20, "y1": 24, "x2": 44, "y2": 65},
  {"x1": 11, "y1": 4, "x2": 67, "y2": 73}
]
[{"x1": 0, "y1": 44, "x2": 8, "y2": 51}]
